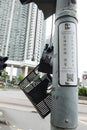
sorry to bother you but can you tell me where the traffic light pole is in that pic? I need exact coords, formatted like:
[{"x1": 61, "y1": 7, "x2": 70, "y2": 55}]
[{"x1": 51, "y1": 0, "x2": 78, "y2": 130}]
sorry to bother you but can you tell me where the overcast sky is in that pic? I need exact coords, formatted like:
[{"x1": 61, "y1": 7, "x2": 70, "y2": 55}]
[
  {"x1": 46, "y1": 0, "x2": 87, "y2": 79},
  {"x1": 77, "y1": 1, "x2": 87, "y2": 79}
]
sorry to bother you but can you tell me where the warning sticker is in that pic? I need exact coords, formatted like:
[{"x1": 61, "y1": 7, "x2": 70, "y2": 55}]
[{"x1": 58, "y1": 22, "x2": 77, "y2": 86}]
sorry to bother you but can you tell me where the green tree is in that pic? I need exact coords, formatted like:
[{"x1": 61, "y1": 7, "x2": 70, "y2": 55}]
[
  {"x1": 10, "y1": 77, "x2": 15, "y2": 85},
  {"x1": 78, "y1": 87, "x2": 87, "y2": 96},
  {"x1": 1, "y1": 71, "x2": 8, "y2": 88},
  {"x1": 1, "y1": 71, "x2": 8, "y2": 81},
  {"x1": 17, "y1": 74, "x2": 24, "y2": 83}
]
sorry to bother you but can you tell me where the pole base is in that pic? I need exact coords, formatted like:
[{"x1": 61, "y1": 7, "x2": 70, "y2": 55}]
[{"x1": 51, "y1": 125, "x2": 77, "y2": 130}]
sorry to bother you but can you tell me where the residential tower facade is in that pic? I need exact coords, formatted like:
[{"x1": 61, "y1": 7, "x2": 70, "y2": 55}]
[{"x1": 0, "y1": 0, "x2": 46, "y2": 78}]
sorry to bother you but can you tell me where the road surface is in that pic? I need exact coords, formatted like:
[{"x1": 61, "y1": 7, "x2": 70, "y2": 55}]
[{"x1": 0, "y1": 89, "x2": 87, "y2": 130}]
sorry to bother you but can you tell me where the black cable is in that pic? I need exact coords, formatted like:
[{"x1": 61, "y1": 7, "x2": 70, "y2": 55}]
[{"x1": 50, "y1": 14, "x2": 54, "y2": 46}]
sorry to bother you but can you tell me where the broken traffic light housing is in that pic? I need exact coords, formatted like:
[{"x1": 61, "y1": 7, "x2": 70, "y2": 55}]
[{"x1": 0, "y1": 56, "x2": 8, "y2": 75}]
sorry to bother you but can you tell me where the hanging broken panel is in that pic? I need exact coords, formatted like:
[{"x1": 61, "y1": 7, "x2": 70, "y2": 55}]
[
  {"x1": 23, "y1": 77, "x2": 52, "y2": 118},
  {"x1": 19, "y1": 66, "x2": 52, "y2": 118}
]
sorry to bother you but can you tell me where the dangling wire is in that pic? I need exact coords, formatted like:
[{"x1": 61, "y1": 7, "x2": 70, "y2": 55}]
[{"x1": 50, "y1": 14, "x2": 54, "y2": 46}]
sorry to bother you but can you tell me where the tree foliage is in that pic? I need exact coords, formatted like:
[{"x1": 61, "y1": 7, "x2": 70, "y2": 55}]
[
  {"x1": 17, "y1": 74, "x2": 24, "y2": 83},
  {"x1": 1, "y1": 71, "x2": 8, "y2": 81},
  {"x1": 78, "y1": 87, "x2": 87, "y2": 96}
]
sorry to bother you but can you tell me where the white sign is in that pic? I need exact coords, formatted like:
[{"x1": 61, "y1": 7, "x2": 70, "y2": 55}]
[{"x1": 59, "y1": 22, "x2": 77, "y2": 86}]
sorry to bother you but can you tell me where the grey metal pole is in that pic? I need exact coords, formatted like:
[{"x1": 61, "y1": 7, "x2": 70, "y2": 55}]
[{"x1": 51, "y1": 0, "x2": 78, "y2": 130}]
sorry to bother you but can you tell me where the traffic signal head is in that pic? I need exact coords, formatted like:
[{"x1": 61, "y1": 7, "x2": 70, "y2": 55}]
[
  {"x1": 19, "y1": 0, "x2": 56, "y2": 19},
  {"x1": 0, "y1": 56, "x2": 8, "y2": 71}
]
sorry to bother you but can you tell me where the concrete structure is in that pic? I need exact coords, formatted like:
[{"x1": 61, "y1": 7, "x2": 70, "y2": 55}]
[{"x1": 0, "y1": 0, "x2": 45, "y2": 80}]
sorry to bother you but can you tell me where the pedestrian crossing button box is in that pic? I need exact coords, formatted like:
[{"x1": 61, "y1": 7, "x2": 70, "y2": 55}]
[{"x1": 19, "y1": 65, "x2": 52, "y2": 118}]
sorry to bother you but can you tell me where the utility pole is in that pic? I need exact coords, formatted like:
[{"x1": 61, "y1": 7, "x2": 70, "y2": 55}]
[{"x1": 51, "y1": 0, "x2": 78, "y2": 130}]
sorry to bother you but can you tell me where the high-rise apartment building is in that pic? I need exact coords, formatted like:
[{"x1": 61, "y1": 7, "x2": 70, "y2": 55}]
[{"x1": 0, "y1": 0, "x2": 45, "y2": 78}]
